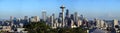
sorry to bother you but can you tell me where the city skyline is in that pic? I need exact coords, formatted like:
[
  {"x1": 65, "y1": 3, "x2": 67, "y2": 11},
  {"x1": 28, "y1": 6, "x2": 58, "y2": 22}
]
[{"x1": 0, "y1": 0, "x2": 120, "y2": 20}]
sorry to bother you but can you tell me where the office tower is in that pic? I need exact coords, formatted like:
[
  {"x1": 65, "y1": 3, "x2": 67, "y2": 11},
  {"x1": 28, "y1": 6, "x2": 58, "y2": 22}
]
[
  {"x1": 10, "y1": 16, "x2": 14, "y2": 26},
  {"x1": 59, "y1": 12, "x2": 62, "y2": 18},
  {"x1": 58, "y1": 12, "x2": 62, "y2": 23},
  {"x1": 65, "y1": 9, "x2": 69, "y2": 19},
  {"x1": 64, "y1": 9, "x2": 70, "y2": 27},
  {"x1": 10, "y1": 16, "x2": 14, "y2": 21},
  {"x1": 70, "y1": 14, "x2": 74, "y2": 20},
  {"x1": 82, "y1": 18, "x2": 88, "y2": 26},
  {"x1": 52, "y1": 13, "x2": 55, "y2": 22},
  {"x1": 24, "y1": 16, "x2": 28, "y2": 20},
  {"x1": 42, "y1": 11, "x2": 47, "y2": 21},
  {"x1": 71, "y1": 20, "x2": 77, "y2": 28},
  {"x1": 60, "y1": 5, "x2": 65, "y2": 27},
  {"x1": 95, "y1": 18, "x2": 105, "y2": 28},
  {"x1": 77, "y1": 20, "x2": 82, "y2": 27},
  {"x1": 113, "y1": 19, "x2": 118, "y2": 27},
  {"x1": 80, "y1": 15, "x2": 84, "y2": 20},
  {"x1": 74, "y1": 12, "x2": 78, "y2": 22},
  {"x1": 24, "y1": 16, "x2": 29, "y2": 22},
  {"x1": 30, "y1": 16, "x2": 40, "y2": 22},
  {"x1": 34, "y1": 16, "x2": 40, "y2": 22},
  {"x1": 30, "y1": 16, "x2": 36, "y2": 22},
  {"x1": 50, "y1": 16, "x2": 54, "y2": 28},
  {"x1": 100, "y1": 20, "x2": 104, "y2": 28},
  {"x1": 46, "y1": 16, "x2": 50, "y2": 26},
  {"x1": 95, "y1": 19, "x2": 100, "y2": 28},
  {"x1": 52, "y1": 19, "x2": 58, "y2": 29},
  {"x1": 16, "y1": 18, "x2": 21, "y2": 22},
  {"x1": 71, "y1": 20, "x2": 74, "y2": 28}
]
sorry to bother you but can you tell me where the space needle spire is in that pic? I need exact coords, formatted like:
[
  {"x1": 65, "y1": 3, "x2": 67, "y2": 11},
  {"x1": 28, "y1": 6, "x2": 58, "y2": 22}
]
[{"x1": 60, "y1": 5, "x2": 65, "y2": 27}]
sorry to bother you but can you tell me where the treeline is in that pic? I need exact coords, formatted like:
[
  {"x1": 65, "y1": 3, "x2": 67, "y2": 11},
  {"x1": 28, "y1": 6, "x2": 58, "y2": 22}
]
[{"x1": 24, "y1": 22, "x2": 87, "y2": 33}]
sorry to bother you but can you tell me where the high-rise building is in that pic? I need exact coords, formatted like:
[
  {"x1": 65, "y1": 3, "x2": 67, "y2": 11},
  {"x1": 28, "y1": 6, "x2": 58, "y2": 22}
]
[
  {"x1": 30, "y1": 16, "x2": 40, "y2": 22},
  {"x1": 70, "y1": 14, "x2": 74, "y2": 20},
  {"x1": 42, "y1": 11, "x2": 47, "y2": 21},
  {"x1": 60, "y1": 5, "x2": 65, "y2": 27},
  {"x1": 24, "y1": 16, "x2": 28, "y2": 20},
  {"x1": 58, "y1": 12, "x2": 62, "y2": 23},
  {"x1": 65, "y1": 9, "x2": 69, "y2": 18},
  {"x1": 64, "y1": 9, "x2": 70, "y2": 27},
  {"x1": 10, "y1": 16, "x2": 14, "y2": 21},
  {"x1": 100, "y1": 20, "x2": 105, "y2": 28},
  {"x1": 34, "y1": 16, "x2": 40, "y2": 22},
  {"x1": 74, "y1": 12, "x2": 78, "y2": 22},
  {"x1": 50, "y1": 16, "x2": 54, "y2": 28},
  {"x1": 77, "y1": 20, "x2": 82, "y2": 27},
  {"x1": 10, "y1": 16, "x2": 14, "y2": 26},
  {"x1": 52, "y1": 13, "x2": 55, "y2": 22},
  {"x1": 113, "y1": 19, "x2": 119, "y2": 27},
  {"x1": 95, "y1": 19, "x2": 105, "y2": 28},
  {"x1": 80, "y1": 15, "x2": 84, "y2": 20}
]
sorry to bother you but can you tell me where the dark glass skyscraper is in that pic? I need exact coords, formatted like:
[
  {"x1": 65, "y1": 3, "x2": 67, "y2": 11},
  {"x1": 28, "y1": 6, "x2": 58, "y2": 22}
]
[{"x1": 66, "y1": 9, "x2": 69, "y2": 18}]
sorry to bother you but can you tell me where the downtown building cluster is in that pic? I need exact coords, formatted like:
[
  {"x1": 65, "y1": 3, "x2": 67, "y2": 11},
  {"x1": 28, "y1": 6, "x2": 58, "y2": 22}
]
[{"x1": 0, "y1": 5, "x2": 120, "y2": 33}]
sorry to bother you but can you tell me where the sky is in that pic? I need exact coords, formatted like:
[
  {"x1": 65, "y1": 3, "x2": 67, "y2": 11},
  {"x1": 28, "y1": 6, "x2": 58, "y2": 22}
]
[{"x1": 0, "y1": 0, "x2": 120, "y2": 20}]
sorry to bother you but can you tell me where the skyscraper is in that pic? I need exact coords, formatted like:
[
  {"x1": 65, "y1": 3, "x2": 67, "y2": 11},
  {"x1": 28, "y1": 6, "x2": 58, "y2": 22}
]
[
  {"x1": 65, "y1": 9, "x2": 69, "y2": 18},
  {"x1": 100, "y1": 20, "x2": 105, "y2": 28},
  {"x1": 70, "y1": 14, "x2": 74, "y2": 20},
  {"x1": 10, "y1": 16, "x2": 14, "y2": 21},
  {"x1": 58, "y1": 12, "x2": 63, "y2": 23},
  {"x1": 42, "y1": 11, "x2": 47, "y2": 22},
  {"x1": 60, "y1": 5, "x2": 65, "y2": 27},
  {"x1": 50, "y1": 16, "x2": 54, "y2": 28},
  {"x1": 113, "y1": 19, "x2": 118, "y2": 27},
  {"x1": 24, "y1": 16, "x2": 28, "y2": 20},
  {"x1": 52, "y1": 13, "x2": 55, "y2": 22},
  {"x1": 74, "y1": 12, "x2": 78, "y2": 22}
]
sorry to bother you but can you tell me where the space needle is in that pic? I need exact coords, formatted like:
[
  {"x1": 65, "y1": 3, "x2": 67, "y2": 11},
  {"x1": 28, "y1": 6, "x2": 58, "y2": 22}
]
[{"x1": 60, "y1": 5, "x2": 65, "y2": 27}]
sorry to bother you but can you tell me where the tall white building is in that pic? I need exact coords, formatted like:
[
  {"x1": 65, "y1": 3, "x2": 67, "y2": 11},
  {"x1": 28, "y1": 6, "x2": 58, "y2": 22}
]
[
  {"x1": 77, "y1": 20, "x2": 82, "y2": 27},
  {"x1": 74, "y1": 12, "x2": 78, "y2": 22},
  {"x1": 70, "y1": 20, "x2": 77, "y2": 28},
  {"x1": 50, "y1": 16, "x2": 54, "y2": 28},
  {"x1": 95, "y1": 18, "x2": 105, "y2": 29},
  {"x1": 42, "y1": 11, "x2": 47, "y2": 21},
  {"x1": 60, "y1": 5, "x2": 65, "y2": 27},
  {"x1": 114, "y1": 19, "x2": 119, "y2": 27},
  {"x1": 95, "y1": 18, "x2": 101, "y2": 28},
  {"x1": 100, "y1": 20, "x2": 105, "y2": 28}
]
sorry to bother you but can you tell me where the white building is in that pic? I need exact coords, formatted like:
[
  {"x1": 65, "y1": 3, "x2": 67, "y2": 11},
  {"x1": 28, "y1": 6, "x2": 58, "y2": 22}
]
[
  {"x1": 2, "y1": 26, "x2": 11, "y2": 32},
  {"x1": 114, "y1": 19, "x2": 119, "y2": 27},
  {"x1": 77, "y1": 20, "x2": 82, "y2": 27},
  {"x1": 100, "y1": 20, "x2": 105, "y2": 28},
  {"x1": 42, "y1": 11, "x2": 47, "y2": 21},
  {"x1": 71, "y1": 20, "x2": 77, "y2": 28},
  {"x1": 30, "y1": 16, "x2": 40, "y2": 22}
]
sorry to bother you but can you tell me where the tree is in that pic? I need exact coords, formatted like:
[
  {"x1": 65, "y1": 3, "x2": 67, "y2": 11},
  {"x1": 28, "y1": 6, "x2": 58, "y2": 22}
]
[{"x1": 24, "y1": 21, "x2": 87, "y2": 33}]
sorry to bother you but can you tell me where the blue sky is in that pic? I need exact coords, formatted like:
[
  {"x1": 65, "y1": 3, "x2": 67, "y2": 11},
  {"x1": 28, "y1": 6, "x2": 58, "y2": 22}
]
[{"x1": 0, "y1": 0, "x2": 120, "y2": 20}]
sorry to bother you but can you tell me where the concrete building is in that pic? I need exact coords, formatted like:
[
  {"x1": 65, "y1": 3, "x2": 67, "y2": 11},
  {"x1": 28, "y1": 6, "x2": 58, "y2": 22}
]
[
  {"x1": 30, "y1": 16, "x2": 40, "y2": 22},
  {"x1": 74, "y1": 12, "x2": 78, "y2": 23},
  {"x1": 100, "y1": 20, "x2": 105, "y2": 28},
  {"x1": 113, "y1": 19, "x2": 119, "y2": 27},
  {"x1": 77, "y1": 20, "x2": 82, "y2": 27},
  {"x1": 42, "y1": 11, "x2": 47, "y2": 21},
  {"x1": 2, "y1": 26, "x2": 11, "y2": 32}
]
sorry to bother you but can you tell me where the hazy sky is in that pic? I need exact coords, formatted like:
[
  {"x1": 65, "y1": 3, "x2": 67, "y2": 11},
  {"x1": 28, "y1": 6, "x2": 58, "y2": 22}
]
[{"x1": 0, "y1": 0, "x2": 120, "y2": 20}]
